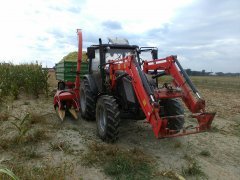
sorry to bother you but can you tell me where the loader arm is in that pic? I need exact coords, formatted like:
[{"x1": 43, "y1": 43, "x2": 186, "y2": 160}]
[
  {"x1": 108, "y1": 55, "x2": 215, "y2": 138},
  {"x1": 109, "y1": 56, "x2": 163, "y2": 137},
  {"x1": 143, "y1": 56, "x2": 205, "y2": 113}
]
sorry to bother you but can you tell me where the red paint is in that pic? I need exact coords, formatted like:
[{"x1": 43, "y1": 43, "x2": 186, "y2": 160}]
[
  {"x1": 108, "y1": 55, "x2": 215, "y2": 138},
  {"x1": 53, "y1": 30, "x2": 82, "y2": 113}
]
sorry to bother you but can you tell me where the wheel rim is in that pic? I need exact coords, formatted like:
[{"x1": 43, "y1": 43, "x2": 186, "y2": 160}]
[
  {"x1": 80, "y1": 88, "x2": 86, "y2": 113},
  {"x1": 98, "y1": 105, "x2": 107, "y2": 133}
]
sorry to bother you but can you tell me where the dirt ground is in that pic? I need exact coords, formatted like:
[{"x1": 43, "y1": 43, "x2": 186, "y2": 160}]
[{"x1": 0, "y1": 72, "x2": 239, "y2": 179}]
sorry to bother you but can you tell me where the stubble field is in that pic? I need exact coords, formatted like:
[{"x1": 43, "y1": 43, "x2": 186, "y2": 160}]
[{"x1": 0, "y1": 70, "x2": 240, "y2": 180}]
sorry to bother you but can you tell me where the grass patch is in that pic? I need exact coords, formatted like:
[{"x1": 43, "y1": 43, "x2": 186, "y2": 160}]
[
  {"x1": 23, "y1": 101, "x2": 30, "y2": 105},
  {"x1": 81, "y1": 143, "x2": 118, "y2": 166},
  {"x1": 49, "y1": 141, "x2": 74, "y2": 154},
  {"x1": 174, "y1": 141, "x2": 182, "y2": 148},
  {"x1": 199, "y1": 150, "x2": 211, "y2": 157},
  {"x1": 0, "y1": 138, "x2": 16, "y2": 150},
  {"x1": 20, "y1": 146, "x2": 42, "y2": 159},
  {"x1": 210, "y1": 125, "x2": 220, "y2": 133},
  {"x1": 190, "y1": 76, "x2": 240, "y2": 93},
  {"x1": 69, "y1": 126, "x2": 80, "y2": 132},
  {"x1": 1, "y1": 161, "x2": 75, "y2": 180},
  {"x1": 104, "y1": 154, "x2": 152, "y2": 180},
  {"x1": 158, "y1": 170, "x2": 185, "y2": 180},
  {"x1": 81, "y1": 143, "x2": 154, "y2": 179},
  {"x1": 0, "y1": 128, "x2": 49, "y2": 150},
  {"x1": 28, "y1": 112, "x2": 54, "y2": 125},
  {"x1": 10, "y1": 113, "x2": 31, "y2": 143},
  {"x1": 25, "y1": 128, "x2": 49, "y2": 143},
  {"x1": 231, "y1": 118, "x2": 240, "y2": 136},
  {"x1": 233, "y1": 124, "x2": 240, "y2": 136},
  {"x1": 7, "y1": 112, "x2": 50, "y2": 144},
  {"x1": 0, "y1": 112, "x2": 9, "y2": 121},
  {"x1": 182, "y1": 155, "x2": 206, "y2": 178},
  {"x1": 29, "y1": 113, "x2": 46, "y2": 124}
]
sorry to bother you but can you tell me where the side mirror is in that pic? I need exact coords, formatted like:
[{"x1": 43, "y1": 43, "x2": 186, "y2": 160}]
[
  {"x1": 151, "y1": 49, "x2": 158, "y2": 59},
  {"x1": 87, "y1": 47, "x2": 95, "y2": 59}
]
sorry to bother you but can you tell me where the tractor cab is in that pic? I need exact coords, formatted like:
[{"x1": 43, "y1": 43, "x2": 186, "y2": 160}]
[
  {"x1": 87, "y1": 40, "x2": 158, "y2": 71},
  {"x1": 86, "y1": 39, "x2": 158, "y2": 85},
  {"x1": 86, "y1": 39, "x2": 142, "y2": 92},
  {"x1": 81, "y1": 39, "x2": 158, "y2": 120}
]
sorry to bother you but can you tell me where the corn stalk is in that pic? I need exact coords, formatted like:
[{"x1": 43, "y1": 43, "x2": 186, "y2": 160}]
[{"x1": 0, "y1": 62, "x2": 49, "y2": 99}]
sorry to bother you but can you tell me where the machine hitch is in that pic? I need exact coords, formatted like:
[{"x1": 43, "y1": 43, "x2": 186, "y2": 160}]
[{"x1": 157, "y1": 112, "x2": 216, "y2": 138}]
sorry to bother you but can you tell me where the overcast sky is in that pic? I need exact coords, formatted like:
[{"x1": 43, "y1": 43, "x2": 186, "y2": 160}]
[{"x1": 0, "y1": 0, "x2": 239, "y2": 73}]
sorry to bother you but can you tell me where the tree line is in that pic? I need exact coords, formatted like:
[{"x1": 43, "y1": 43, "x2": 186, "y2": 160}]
[{"x1": 185, "y1": 69, "x2": 240, "y2": 77}]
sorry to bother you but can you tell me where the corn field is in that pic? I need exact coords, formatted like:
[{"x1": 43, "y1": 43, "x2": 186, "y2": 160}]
[{"x1": 0, "y1": 62, "x2": 49, "y2": 100}]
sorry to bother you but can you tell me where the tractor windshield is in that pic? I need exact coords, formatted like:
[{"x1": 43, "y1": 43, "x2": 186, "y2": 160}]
[
  {"x1": 139, "y1": 51, "x2": 153, "y2": 61},
  {"x1": 105, "y1": 49, "x2": 136, "y2": 62},
  {"x1": 139, "y1": 47, "x2": 158, "y2": 61}
]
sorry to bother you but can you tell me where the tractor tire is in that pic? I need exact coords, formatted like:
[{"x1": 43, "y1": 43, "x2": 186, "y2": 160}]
[
  {"x1": 80, "y1": 78, "x2": 95, "y2": 120},
  {"x1": 161, "y1": 98, "x2": 185, "y2": 131},
  {"x1": 96, "y1": 95, "x2": 120, "y2": 143}
]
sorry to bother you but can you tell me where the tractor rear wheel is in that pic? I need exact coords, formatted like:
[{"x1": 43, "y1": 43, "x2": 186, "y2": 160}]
[
  {"x1": 161, "y1": 98, "x2": 184, "y2": 131},
  {"x1": 96, "y1": 95, "x2": 120, "y2": 143},
  {"x1": 80, "y1": 78, "x2": 95, "y2": 120}
]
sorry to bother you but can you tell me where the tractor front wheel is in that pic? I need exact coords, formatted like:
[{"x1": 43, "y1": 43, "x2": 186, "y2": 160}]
[
  {"x1": 161, "y1": 98, "x2": 185, "y2": 131},
  {"x1": 96, "y1": 95, "x2": 120, "y2": 143}
]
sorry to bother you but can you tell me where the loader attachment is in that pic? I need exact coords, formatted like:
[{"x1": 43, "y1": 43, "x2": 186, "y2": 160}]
[
  {"x1": 158, "y1": 112, "x2": 216, "y2": 138},
  {"x1": 108, "y1": 55, "x2": 216, "y2": 139},
  {"x1": 193, "y1": 112, "x2": 216, "y2": 131},
  {"x1": 143, "y1": 55, "x2": 216, "y2": 138}
]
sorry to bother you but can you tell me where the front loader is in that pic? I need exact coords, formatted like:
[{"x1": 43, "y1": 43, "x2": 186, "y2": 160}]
[{"x1": 54, "y1": 30, "x2": 216, "y2": 142}]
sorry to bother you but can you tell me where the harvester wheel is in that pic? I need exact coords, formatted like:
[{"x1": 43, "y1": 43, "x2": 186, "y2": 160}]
[
  {"x1": 161, "y1": 98, "x2": 184, "y2": 131},
  {"x1": 80, "y1": 78, "x2": 95, "y2": 120},
  {"x1": 96, "y1": 95, "x2": 120, "y2": 143}
]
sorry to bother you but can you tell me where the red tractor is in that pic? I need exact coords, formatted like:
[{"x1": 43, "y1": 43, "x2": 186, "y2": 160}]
[{"x1": 54, "y1": 30, "x2": 215, "y2": 142}]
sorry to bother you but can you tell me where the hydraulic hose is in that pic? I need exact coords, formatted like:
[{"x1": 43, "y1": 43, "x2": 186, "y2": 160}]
[
  {"x1": 174, "y1": 57, "x2": 201, "y2": 98},
  {"x1": 133, "y1": 57, "x2": 155, "y2": 100}
]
